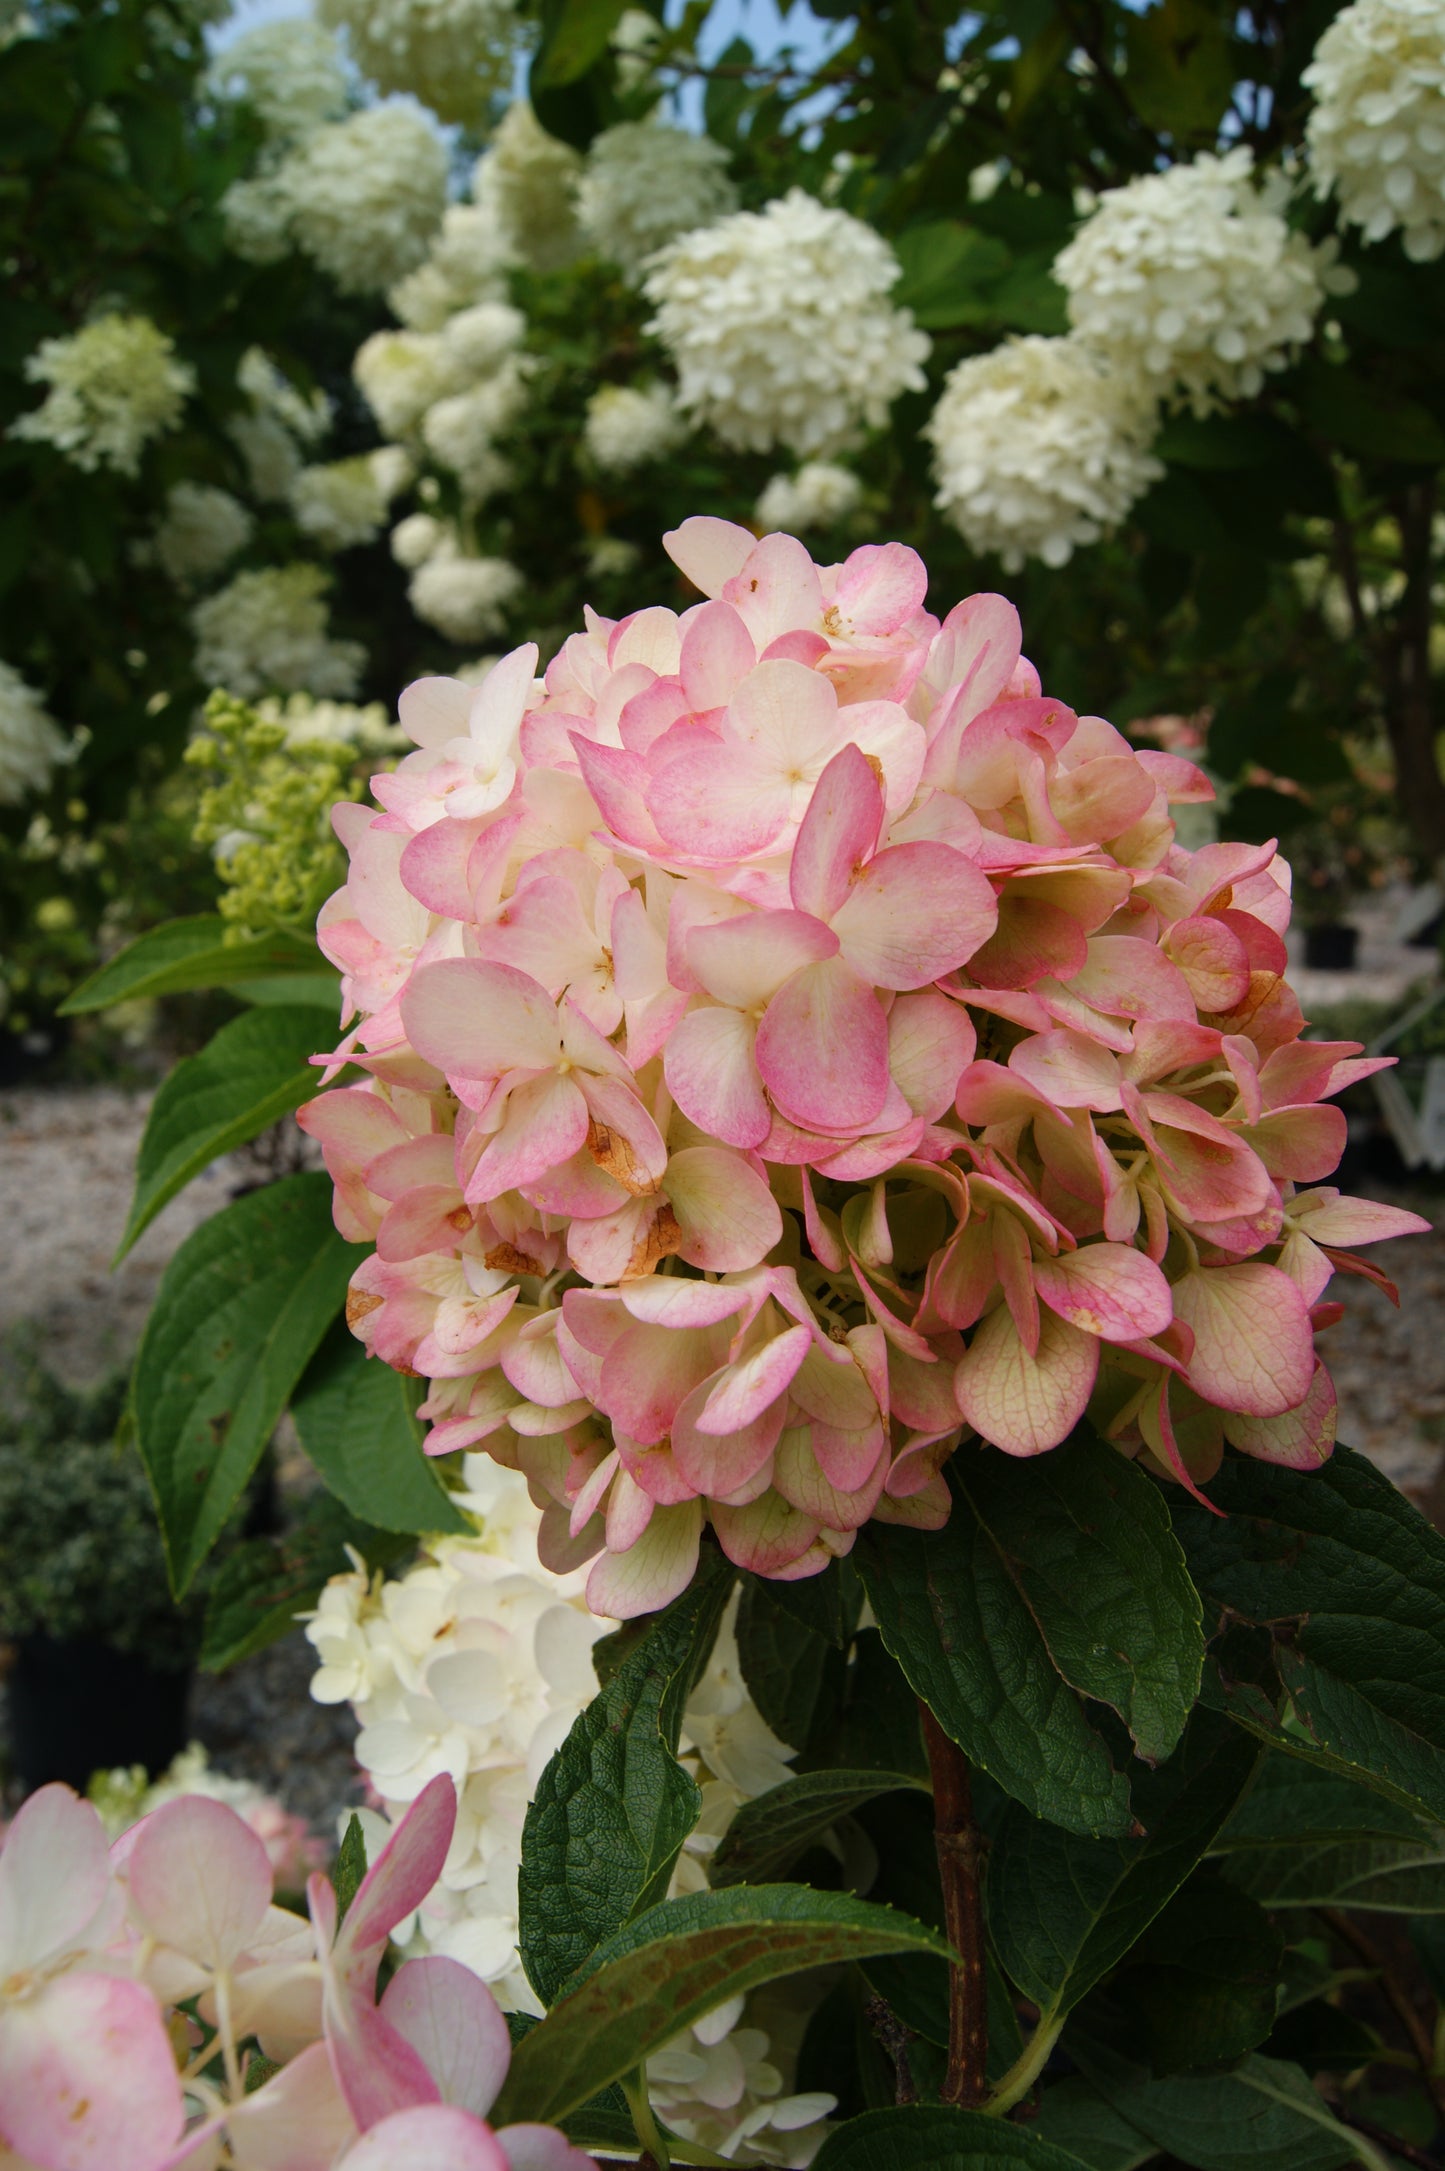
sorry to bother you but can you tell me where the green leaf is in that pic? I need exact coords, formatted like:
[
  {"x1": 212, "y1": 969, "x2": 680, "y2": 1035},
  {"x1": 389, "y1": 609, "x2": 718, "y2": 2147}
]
[
  {"x1": 492, "y1": 1885, "x2": 955, "y2": 2129},
  {"x1": 988, "y1": 1709, "x2": 1260, "y2": 2026},
  {"x1": 891, "y1": 221, "x2": 1012, "y2": 329},
  {"x1": 857, "y1": 1435, "x2": 1203, "y2": 1837},
  {"x1": 290, "y1": 1321, "x2": 465, "y2": 1536},
  {"x1": 1030, "y1": 2080, "x2": 1160, "y2": 2171},
  {"x1": 710, "y1": 1769, "x2": 926, "y2": 1887},
  {"x1": 1294, "y1": 358, "x2": 1445, "y2": 466},
  {"x1": 332, "y1": 1814, "x2": 368, "y2": 1924},
  {"x1": 749, "y1": 1556, "x2": 864, "y2": 1649},
  {"x1": 1106, "y1": 1874, "x2": 1284, "y2": 2075},
  {"x1": 735, "y1": 1576, "x2": 837, "y2": 1749},
  {"x1": 200, "y1": 1491, "x2": 414, "y2": 1671},
  {"x1": 518, "y1": 1552, "x2": 733, "y2": 2007},
  {"x1": 533, "y1": 0, "x2": 628, "y2": 85},
  {"x1": 811, "y1": 2107, "x2": 1093, "y2": 2171},
  {"x1": 114, "y1": 1004, "x2": 336, "y2": 1263},
  {"x1": 1173, "y1": 1446, "x2": 1445, "y2": 1825},
  {"x1": 1214, "y1": 1754, "x2": 1445, "y2": 1911},
  {"x1": 1154, "y1": 414, "x2": 1310, "y2": 472},
  {"x1": 132, "y1": 1172, "x2": 356, "y2": 1595},
  {"x1": 1071, "y1": 2040, "x2": 1360, "y2": 2171},
  {"x1": 1123, "y1": 0, "x2": 1234, "y2": 138},
  {"x1": 60, "y1": 916, "x2": 322, "y2": 1013},
  {"x1": 232, "y1": 972, "x2": 342, "y2": 1008}
]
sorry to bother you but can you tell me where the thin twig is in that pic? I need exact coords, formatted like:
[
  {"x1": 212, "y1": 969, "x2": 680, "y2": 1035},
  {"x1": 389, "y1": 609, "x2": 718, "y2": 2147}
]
[
  {"x1": 1341, "y1": 2109, "x2": 1443, "y2": 2171},
  {"x1": 1320, "y1": 1910, "x2": 1445, "y2": 2130},
  {"x1": 920, "y1": 1701, "x2": 989, "y2": 2108}
]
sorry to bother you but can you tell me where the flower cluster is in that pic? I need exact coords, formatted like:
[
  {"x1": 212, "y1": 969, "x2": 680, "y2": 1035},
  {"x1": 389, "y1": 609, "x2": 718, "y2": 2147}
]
[
  {"x1": 407, "y1": 544, "x2": 525, "y2": 643},
  {"x1": 152, "y1": 481, "x2": 255, "y2": 587},
  {"x1": 390, "y1": 202, "x2": 516, "y2": 332},
  {"x1": 473, "y1": 100, "x2": 585, "y2": 274},
  {"x1": 226, "y1": 105, "x2": 448, "y2": 296},
  {"x1": 926, "y1": 337, "x2": 1163, "y2": 570},
  {"x1": 756, "y1": 463, "x2": 864, "y2": 535},
  {"x1": 318, "y1": 0, "x2": 524, "y2": 123},
  {"x1": 577, "y1": 120, "x2": 739, "y2": 279},
  {"x1": 1304, "y1": 0, "x2": 1445, "y2": 262},
  {"x1": 302, "y1": 521, "x2": 1426, "y2": 1618},
  {"x1": 644, "y1": 190, "x2": 931, "y2": 455},
  {"x1": 309, "y1": 1457, "x2": 834, "y2": 2160},
  {"x1": 1054, "y1": 147, "x2": 1335, "y2": 412},
  {"x1": 10, "y1": 314, "x2": 194, "y2": 476},
  {"x1": 208, "y1": 17, "x2": 349, "y2": 143},
  {"x1": 191, "y1": 564, "x2": 366, "y2": 702},
  {"x1": 0, "y1": 1771, "x2": 593, "y2": 2171},
  {"x1": 292, "y1": 449, "x2": 413, "y2": 552},
  {"x1": 584, "y1": 381, "x2": 686, "y2": 473},
  {"x1": 0, "y1": 660, "x2": 69, "y2": 806},
  {"x1": 230, "y1": 345, "x2": 333, "y2": 504}
]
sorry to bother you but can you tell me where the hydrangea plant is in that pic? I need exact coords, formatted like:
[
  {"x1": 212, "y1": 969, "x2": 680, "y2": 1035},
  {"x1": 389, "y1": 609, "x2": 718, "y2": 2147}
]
[{"x1": 53, "y1": 525, "x2": 1445, "y2": 2171}]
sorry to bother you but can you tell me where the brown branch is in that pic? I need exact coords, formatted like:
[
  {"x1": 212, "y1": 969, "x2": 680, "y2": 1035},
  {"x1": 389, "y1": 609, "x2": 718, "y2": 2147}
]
[
  {"x1": 1320, "y1": 1909, "x2": 1445, "y2": 2129},
  {"x1": 1340, "y1": 2109, "x2": 1443, "y2": 2171},
  {"x1": 920, "y1": 1701, "x2": 989, "y2": 2108}
]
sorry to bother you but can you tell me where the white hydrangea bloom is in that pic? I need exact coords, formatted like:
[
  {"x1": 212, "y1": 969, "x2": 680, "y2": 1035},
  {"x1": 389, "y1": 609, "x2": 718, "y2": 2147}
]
[
  {"x1": 256, "y1": 691, "x2": 405, "y2": 756},
  {"x1": 391, "y1": 510, "x2": 448, "y2": 568},
  {"x1": 439, "y1": 300, "x2": 527, "y2": 377},
  {"x1": 408, "y1": 545, "x2": 523, "y2": 640},
  {"x1": 473, "y1": 101, "x2": 584, "y2": 273},
  {"x1": 1304, "y1": 0, "x2": 1445, "y2": 261},
  {"x1": 0, "y1": 662, "x2": 69, "y2": 806},
  {"x1": 586, "y1": 535, "x2": 641, "y2": 580},
  {"x1": 291, "y1": 450, "x2": 410, "y2": 551},
  {"x1": 191, "y1": 563, "x2": 366, "y2": 698},
  {"x1": 354, "y1": 328, "x2": 457, "y2": 439},
  {"x1": 153, "y1": 482, "x2": 254, "y2": 586},
  {"x1": 422, "y1": 366, "x2": 528, "y2": 498},
  {"x1": 247, "y1": 106, "x2": 449, "y2": 296},
  {"x1": 577, "y1": 121, "x2": 738, "y2": 279},
  {"x1": 318, "y1": 0, "x2": 523, "y2": 125},
  {"x1": 755, "y1": 462, "x2": 862, "y2": 533},
  {"x1": 583, "y1": 382, "x2": 684, "y2": 472},
  {"x1": 238, "y1": 347, "x2": 333, "y2": 446},
  {"x1": 209, "y1": 19, "x2": 348, "y2": 143},
  {"x1": 644, "y1": 189, "x2": 930, "y2": 456},
  {"x1": 228, "y1": 411, "x2": 302, "y2": 503},
  {"x1": 926, "y1": 335, "x2": 1162, "y2": 571},
  {"x1": 650, "y1": 2004, "x2": 836, "y2": 2169},
  {"x1": 10, "y1": 315, "x2": 194, "y2": 476},
  {"x1": 390, "y1": 204, "x2": 516, "y2": 331},
  {"x1": 1054, "y1": 148, "x2": 1334, "y2": 412}
]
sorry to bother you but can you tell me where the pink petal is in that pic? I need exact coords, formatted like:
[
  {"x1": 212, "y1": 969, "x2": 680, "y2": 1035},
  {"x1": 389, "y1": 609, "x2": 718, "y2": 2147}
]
[
  {"x1": 887, "y1": 990, "x2": 976, "y2": 1120},
  {"x1": 0, "y1": 1784, "x2": 111, "y2": 1977},
  {"x1": 680, "y1": 600, "x2": 755, "y2": 709},
  {"x1": 710, "y1": 1488, "x2": 822, "y2": 1575},
  {"x1": 0, "y1": 1973, "x2": 183, "y2": 2171},
  {"x1": 496, "y1": 2124, "x2": 600, "y2": 2171},
  {"x1": 688, "y1": 910, "x2": 839, "y2": 1010},
  {"x1": 833, "y1": 542, "x2": 928, "y2": 635},
  {"x1": 954, "y1": 1305, "x2": 1099, "y2": 1456},
  {"x1": 1049, "y1": 754, "x2": 1157, "y2": 846},
  {"x1": 648, "y1": 742, "x2": 792, "y2": 859},
  {"x1": 1032, "y1": 1244, "x2": 1173, "y2": 1344},
  {"x1": 1244, "y1": 1105, "x2": 1347, "y2": 1183},
  {"x1": 1008, "y1": 1030, "x2": 1123, "y2": 1113},
  {"x1": 338, "y1": 2106, "x2": 510, "y2": 2171},
  {"x1": 721, "y1": 534, "x2": 826, "y2": 647},
  {"x1": 1164, "y1": 914, "x2": 1252, "y2": 1013},
  {"x1": 467, "y1": 1072, "x2": 590, "y2": 1202},
  {"x1": 664, "y1": 517, "x2": 756, "y2": 598},
  {"x1": 966, "y1": 893, "x2": 1088, "y2": 991},
  {"x1": 773, "y1": 1425, "x2": 887, "y2": 1530},
  {"x1": 832, "y1": 844, "x2": 998, "y2": 992},
  {"x1": 664, "y1": 1005, "x2": 770, "y2": 1148},
  {"x1": 671, "y1": 1376, "x2": 787, "y2": 1497},
  {"x1": 755, "y1": 958, "x2": 890, "y2": 1132},
  {"x1": 1223, "y1": 1360, "x2": 1337, "y2": 1469},
  {"x1": 1172, "y1": 1264, "x2": 1314, "y2": 1418},
  {"x1": 398, "y1": 677, "x2": 474, "y2": 751},
  {"x1": 224, "y1": 2042, "x2": 356, "y2": 2171},
  {"x1": 698, "y1": 1325, "x2": 813, "y2": 1434},
  {"x1": 128, "y1": 1796, "x2": 273, "y2": 1971},
  {"x1": 1297, "y1": 1195, "x2": 1432, "y2": 1246},
  {"x1": 380, "y1": 1958, "x2": 511, "y2": 2119},
  {"x1": 664, "y1": 1146, "x2": 783, "y2": 1271},
  {"x1": 586, "y1": 1499, "x2": 703, "y2": 1618},
  {"x1": 402, "y1": 961, "x2": 560, "y2": 1078},
  {"x1": 600, "y1": 1321, "x2": 724, "y2": 1443},
  {"x1": 789, "y1": 745, "x2": 884, "y2": 921},
  {"x1": 338, "y1": 1774, "x2": 457, "y2": 1962}
]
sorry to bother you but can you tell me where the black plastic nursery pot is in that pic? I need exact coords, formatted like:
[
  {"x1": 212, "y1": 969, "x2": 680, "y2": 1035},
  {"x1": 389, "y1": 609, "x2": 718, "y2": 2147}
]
[
  {"x1": 1303, "y1": 921, "x2": 1360, "y2": 970},
  {"x1": 9, "y1": 1634, "x2": 191, "y2": 1795}
]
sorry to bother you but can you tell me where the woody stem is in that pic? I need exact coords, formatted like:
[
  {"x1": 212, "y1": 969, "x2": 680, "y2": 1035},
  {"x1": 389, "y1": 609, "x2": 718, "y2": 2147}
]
[{"x1": 920, "y1": 1700, "x2": 989, "y2": 2108}]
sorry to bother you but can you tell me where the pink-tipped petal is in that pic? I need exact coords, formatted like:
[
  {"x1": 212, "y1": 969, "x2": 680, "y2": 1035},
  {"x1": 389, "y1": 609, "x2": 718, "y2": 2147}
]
[
  {"x1": 831, "y1": 844, "x2": 998, "y2": 991},
  {"x1": 337, "y1": 2106, "x2": 510, "y2": 2171},
  {"x1": 664, "y1": 1005, "x2": 771, "y2": 1148},
  {"x1": 954, "y1": 1304, "x2": 1099, "y2": 1456},
  {"x1": 1032, "y1": 1244, "x2": 1173, "y2": 1344},
  {"x1": 755, "y1": 958, "x2": 890, "y2": 1133},
  {"x1": 0, "y1": 1784, "x2": 111, "y2": 1978},
  {"x1": 789, "y1": 744, "x2": 884, "y2": 921},
  {"x1": 380, "y1": 1958, "x2": 512, "y2": 2119},
  {"x1": 402, "y1": 960, "x2": 559, "y2": 1078},
  {"x1": 128, "y1": 1796, "x2": 273, "y2": 1971},
  {"x1": 0, "y1": 1972, "x2": 183, "y2": 2171},
  {"x1": 1173, "y1": 1264, "x2": 1315, "y2": 1418}
]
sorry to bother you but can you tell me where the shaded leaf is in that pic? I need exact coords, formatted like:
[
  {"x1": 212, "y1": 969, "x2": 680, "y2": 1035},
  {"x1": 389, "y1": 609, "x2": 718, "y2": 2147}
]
[
  {"x1": 1294, "y1": 359, "x2": 1445, "y2": 466},
  {"x1": 735, "y1": 1575, "x2": 837, "y2": 1750},
  {"x1": 1030, "y1": 2080, "x2": 1159, "y2": 2171},
  {"x1": 200, "y1": 1490, "x2": 414, "y2": 1671},
  {"x1": 493, "y1": 1885, "x2": 955, "y2": 2129},
  {"x1": 1124, "y1": 0, "x2": 1234, "y2": 137},
  {"x1": 519, "y1": 1551, "x2": 733, "y2": 2007},
  {"x1": 1071, "y1": 2038, "x2": 1359, "y2": 2171},
  {"x1": 710, "y1": 1769, "x2": 926, "y2": 1888},
  {"x1": 812, "y1": 2106, "x2": 1092, "y2": 2171},
  {"x1": 60, "y1": 916, "x2": 321, "y2": 1013},
  {"x1": 291, "y1": 1320, "x2": 466, "y2": 1536},
  {"x1": 115, "y1": 1004, "x2": 336, "y2": 1262},
  {"x1": 133, "y1": 1172, "x2": 356, "y2": 1594},
  {"x1": 1107, "y1": 1874, "x2": 1283, "y2": 2075}
]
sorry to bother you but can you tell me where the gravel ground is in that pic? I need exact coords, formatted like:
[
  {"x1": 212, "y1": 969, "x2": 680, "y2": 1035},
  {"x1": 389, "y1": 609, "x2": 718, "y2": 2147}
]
[{"x1": 1, "y1": 1085, "x2": 1442, "y2": 1826}]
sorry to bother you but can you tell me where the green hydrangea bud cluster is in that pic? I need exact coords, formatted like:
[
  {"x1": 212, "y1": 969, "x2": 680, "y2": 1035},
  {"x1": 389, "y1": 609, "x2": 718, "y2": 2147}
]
[{"x1": 186, "y1": 689, "x2": 361, "y2": 940}]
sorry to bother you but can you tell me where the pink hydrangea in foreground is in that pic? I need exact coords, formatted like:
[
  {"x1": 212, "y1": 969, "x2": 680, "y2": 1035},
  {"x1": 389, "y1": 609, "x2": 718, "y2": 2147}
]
[
  {"x1": 301, "y1": 517, "x2": 1428, "y2": 1618},
  {"x1": 0, "y1": 1774, "x2": 591, "y2": 2171}
]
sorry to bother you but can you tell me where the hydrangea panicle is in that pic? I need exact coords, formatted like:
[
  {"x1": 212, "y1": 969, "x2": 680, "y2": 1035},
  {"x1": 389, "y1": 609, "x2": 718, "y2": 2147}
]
[
  {"x1": 1304, "y1": 0, "x2": 1445, "y2": 261},
  {"x1": 302, "y1": 519, "x2": 1429, "y2": 1618}
]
